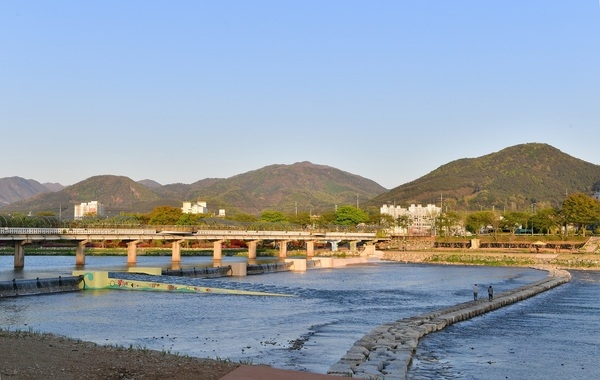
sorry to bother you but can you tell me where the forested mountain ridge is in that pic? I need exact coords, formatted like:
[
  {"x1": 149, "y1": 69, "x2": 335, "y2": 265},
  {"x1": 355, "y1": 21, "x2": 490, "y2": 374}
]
[
  {"x1": 1, "y1": 162, "x2": 387, "y2": 217},
  {"x1": 2, "y1": 176, "x2": 168, "y2": 218},
  {"x1": 371, "y1": 143, "x2": 600, "y2": 211},
  {"x1": 4, "y1": 144, "x2": 599, "y2": 217},
  {"x1": 0, "y1": 177, "x2": 55, "y2": 207},
  {"x1": 182, "y1": 161, "x2": 387, "y2": 215}
]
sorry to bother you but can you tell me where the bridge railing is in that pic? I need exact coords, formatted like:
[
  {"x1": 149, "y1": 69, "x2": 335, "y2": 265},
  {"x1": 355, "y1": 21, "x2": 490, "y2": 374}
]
[{"x1": 0, "y1": 227, "x2": 157, "y2": 235}]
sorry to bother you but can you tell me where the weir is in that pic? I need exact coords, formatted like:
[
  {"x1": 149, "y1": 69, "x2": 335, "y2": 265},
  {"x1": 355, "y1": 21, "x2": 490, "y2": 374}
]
[
  {"x1": 0, "y1": 276, "x2": 83, "y2": 298},
  {"x1": 246, "y1": 261, "x2": 293, "y2": 275},
  {"x1": 73, "y1": 271, "x2": 294, "y2": 297},
  {"x1": 327, "y1": 267, "x2": 571, "y2": 379},
  {"x1": 161, "y1": 266, "x2": 232, "y2": 278}
]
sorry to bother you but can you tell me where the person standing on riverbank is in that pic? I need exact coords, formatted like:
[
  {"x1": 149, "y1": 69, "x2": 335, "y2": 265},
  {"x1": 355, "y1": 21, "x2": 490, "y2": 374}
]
[
  {"x1": 473, "y1": 284, "x2": 478, "y2": 301},
  {"x1": 488, "y1": 285, "x2": 494, "y2": 301}
]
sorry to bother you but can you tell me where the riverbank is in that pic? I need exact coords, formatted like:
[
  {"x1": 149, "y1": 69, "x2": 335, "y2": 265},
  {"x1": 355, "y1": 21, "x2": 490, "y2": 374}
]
[
  {"x1": 0, "y1": 328, "x2": 241, "y2": 380},
  {"x1": 381, "y1": 250, "x2": 600, "y2": 270}
]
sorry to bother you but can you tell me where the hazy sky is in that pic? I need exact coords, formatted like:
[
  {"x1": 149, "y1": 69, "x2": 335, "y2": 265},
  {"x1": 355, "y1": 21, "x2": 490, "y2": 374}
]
[{"x1": 2, "y1": 1, "x2": 599, "y2": 189}]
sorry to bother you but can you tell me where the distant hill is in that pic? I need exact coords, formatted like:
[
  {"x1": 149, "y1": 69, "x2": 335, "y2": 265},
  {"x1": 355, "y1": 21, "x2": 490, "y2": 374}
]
[
  {"x1": 371, "y1": 143, "x2": 600, "y2": 211},
  {"x1": 183, "y1": 161, "x2": 388, "y2": 215},
  {"x1": 2, "y1": 163, "x2": 388, "y2": 217},
  {"x1": 137, "y1": 179, "x2": 163, "y2": 189},
  {"x1": 0, "y1": 177, "x2": 53, "y2": 208},
  {"x1": 3, "y1": 175, "x2": 170, "y2": 218},
  {"x1": 42, "y1": 182, "x2": 65, "y2": 192}
]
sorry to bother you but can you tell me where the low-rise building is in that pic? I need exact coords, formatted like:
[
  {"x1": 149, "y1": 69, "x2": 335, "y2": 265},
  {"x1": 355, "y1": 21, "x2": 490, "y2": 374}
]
[
  {"x1": 74, "y1": 201, "x2": 105, "y2": 220},
  {"x1": 182, "y1": 201, "x2": 208, "y2": 214},
  {"x1": 381, "y1": 203, "x2": 441, "y2": 235}
]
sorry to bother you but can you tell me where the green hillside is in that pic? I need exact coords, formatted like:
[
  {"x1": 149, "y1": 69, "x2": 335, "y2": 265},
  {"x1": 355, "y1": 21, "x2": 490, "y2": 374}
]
[
  {"x1": 371, "y1": 143, "x2": 600, "y2": 211},
  {"x1": 3, "y1": 163, "x2": 387, "y2": 217}
]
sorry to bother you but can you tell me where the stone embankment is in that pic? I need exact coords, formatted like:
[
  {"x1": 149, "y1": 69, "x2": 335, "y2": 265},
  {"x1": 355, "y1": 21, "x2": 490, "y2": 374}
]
[{"x1": 327, "y1": 267, "x2": 571, "y2": 379}]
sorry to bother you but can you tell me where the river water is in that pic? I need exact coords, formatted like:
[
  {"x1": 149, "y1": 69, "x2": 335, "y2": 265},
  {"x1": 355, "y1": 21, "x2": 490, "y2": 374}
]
[{"x1": 0, "y1": 255, "x2": 598, "y2": 378}]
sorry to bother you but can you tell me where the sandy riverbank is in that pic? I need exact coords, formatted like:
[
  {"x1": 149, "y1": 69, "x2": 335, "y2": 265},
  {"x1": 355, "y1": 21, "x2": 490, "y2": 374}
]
[{"x1": 0, "y1": 329, "x2": 240, "y2": 380}]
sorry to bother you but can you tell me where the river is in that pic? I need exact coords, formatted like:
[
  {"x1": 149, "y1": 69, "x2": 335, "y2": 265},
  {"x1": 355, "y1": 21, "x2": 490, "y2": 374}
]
[{"x1": 0, "y1": 255, "x2": 598, "y2": 378}]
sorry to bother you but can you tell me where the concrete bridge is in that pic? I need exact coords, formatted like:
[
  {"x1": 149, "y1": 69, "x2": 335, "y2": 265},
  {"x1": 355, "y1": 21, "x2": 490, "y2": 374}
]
[{"x1": 0, "y1": 227, "x2": 381, "y2": 268}]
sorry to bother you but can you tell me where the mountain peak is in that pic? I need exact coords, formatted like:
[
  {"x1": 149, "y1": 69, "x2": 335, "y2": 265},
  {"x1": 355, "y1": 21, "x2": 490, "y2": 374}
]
[{"x1": 373, "y1": 143, "x2": 600, "y2": 211}]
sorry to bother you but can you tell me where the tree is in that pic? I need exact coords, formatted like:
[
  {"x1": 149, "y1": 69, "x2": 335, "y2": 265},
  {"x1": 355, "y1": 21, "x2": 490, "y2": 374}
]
[
  {"x1": 396, "y1": 214, "x2": 411, "y2": 234},
  {"x1": 378, "y1": 214, "x2": 395, "y2": 228},
  {"x1": 500, "y1": 211, "x2": 530, "y2": 234},
  {"x1": 286, "y1": 211, "x2": 311, "y2": 227},
  {"x1": 561, "y1": 193, "x2": 600, "y2": 236},
  {"x1": 176, "y1": 213, "x2": 206, "y2": 226},
  {"x1": 227, "y1": 212, "x2": 258, "y2": 223},
  {"x1": 465, "y1": 211, "x2": 496, "y2": 234},
  {"x1": 147, "y1": 206, "x2": 183, "y2": 225},
  {"x1": 315, "y1": 211, "x2": 336, "y2": 227},
  {"x1": 531, "y1": 208, "x2": 560, "y2": 235},
  {"x1": 435, "y1": 211, "x2": 460, "y2": 237},
  {"x1": 260, "y1": 210, "x2": 287, "y2": 223},
  {"x1": 334, "y1": 205, "x2": 369, "y2": 226}
]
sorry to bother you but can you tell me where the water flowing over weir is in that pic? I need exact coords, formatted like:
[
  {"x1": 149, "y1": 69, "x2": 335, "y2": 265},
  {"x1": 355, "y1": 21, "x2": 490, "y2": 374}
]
[
  {"x1": 0, "y1": 276, "x2": 83, "y2": 298},
  {"x1": 247, "y1": 261, "x2": 293, "y2": 275},
  {"x1": 161, "y1": 266, "x2": 232, "y2": 278}
]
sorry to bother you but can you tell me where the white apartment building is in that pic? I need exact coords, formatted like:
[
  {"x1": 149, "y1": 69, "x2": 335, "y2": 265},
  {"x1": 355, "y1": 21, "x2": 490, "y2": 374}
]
[
  {"x1": 182, "y1": 201, "x2": 208, "y2": 214},
  {"x1": 380, "y1": 203, "x2": 441, "y2": 235},
  {"x1": 74, "y1": 201, "x2": 105, "y2": 220}
]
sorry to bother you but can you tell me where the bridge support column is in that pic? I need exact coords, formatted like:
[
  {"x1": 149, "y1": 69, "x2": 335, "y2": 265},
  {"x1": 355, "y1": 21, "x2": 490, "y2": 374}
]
[
  {"x1": 362, "y1": 242, "x2": 376, "y2": 256},
  {"x1": 279, "y1": 240, "x2": 289, "y2": 258},
  {"x1": 127, "y1": 240, "x2": 140, "y2": 264},
  {"x1": 76, "y1": 240, "x2": 90, "y2": 266},
  {"x1": 330, "y1": 240, "x2": 340, "y2": 252},
  {"x1": 306, "y1": 240, "x2": 315, "y2": 258},
  {"x1": 213, "y1": 240, "x2": 224, "y2": 261},
  {"x1": 247, "y1": 240, "x2": 258, "y2": 259},
  {"x1": 171, "y1": 240, "x2": 184, "y2": 263},
  {"x1": 13, "y1": 240, "x2": 29, "y2": 268},
  {"x1": 350, "y1": 241, "x2": 358, "y2": 253}
]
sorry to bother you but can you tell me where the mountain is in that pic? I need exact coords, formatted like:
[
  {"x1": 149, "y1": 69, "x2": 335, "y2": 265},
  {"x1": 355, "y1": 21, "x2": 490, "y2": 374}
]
[
  {"x1": 184, "y1": 161, "x2": 387, "y2": 215},
  {"x1": 371, "y1": 143, "x2": 600, "y2": 211},
  {"x1": 2, "y1": 175, "x2": 171, "y2": 218},
  {"x1": 0, "y1": 177, "x2": 53, "y2": 208},
  {"x1": 42, "y1": 182, "x2": 65, "y2": 192},
  {"x1": 2, "y1": 163, "x2": 388, "y2": 217},
  {"x1": 137, "y1": 179, "x2": 163, "y2": 189}
]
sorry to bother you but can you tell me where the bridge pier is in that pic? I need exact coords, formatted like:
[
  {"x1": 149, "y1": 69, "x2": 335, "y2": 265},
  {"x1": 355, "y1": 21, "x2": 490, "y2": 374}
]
[
  {"x1": 306, "y1": 240, "x2": 315, "y2": 258},
  {"x1": 362, "y1": 242, "x2": 376, "y2": 256},
  {"x1": 330, "y1": 240, "x2": 340, "y2": 252},
  {"x1": 13, "y1": 240, "x2": 30, "y2": 268},
  {"x1": 349, "y1": 241, "x2": 358, "y2": 253},
  {"x1": 127, "y1": 240, "x2": 140, "y2": 264},
  {"x1": 76, "y1": 240, "x2": 90, "y2": 266},
  {"x1": 171, "y1": 240, "x2": 184, "y2": 263},
  {"x1": 247, "y1": 240, "x2": 258, "y2": 259},
  {"x1": 213, "y1": 240, "x2": 224, "y2": 261},
  {"x1": 279, "y1": 240, "x2": 289, "y2": 258}
]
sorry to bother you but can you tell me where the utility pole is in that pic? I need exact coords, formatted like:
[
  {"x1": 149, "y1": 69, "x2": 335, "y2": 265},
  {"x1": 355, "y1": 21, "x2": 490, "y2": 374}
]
[{"x1": 356, "y1": 194, "x2": 359, "y2": 209}]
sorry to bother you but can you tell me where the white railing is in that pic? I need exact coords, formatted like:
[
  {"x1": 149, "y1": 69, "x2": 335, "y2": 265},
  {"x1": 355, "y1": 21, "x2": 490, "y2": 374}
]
[{"x1": 0, "y1": 227, "x2": 157, "y2": 235}]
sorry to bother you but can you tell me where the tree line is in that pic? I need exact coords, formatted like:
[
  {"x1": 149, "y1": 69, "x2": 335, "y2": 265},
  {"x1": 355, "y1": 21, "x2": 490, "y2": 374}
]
[{"x1": 2, "y1": 192, "x2": 599, "y2": 237}]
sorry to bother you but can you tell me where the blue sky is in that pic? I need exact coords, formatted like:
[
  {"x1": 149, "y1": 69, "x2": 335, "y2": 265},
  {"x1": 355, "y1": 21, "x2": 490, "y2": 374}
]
[{"x1": 2, "y1": 1, "x2": 599, "y2": 189}]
